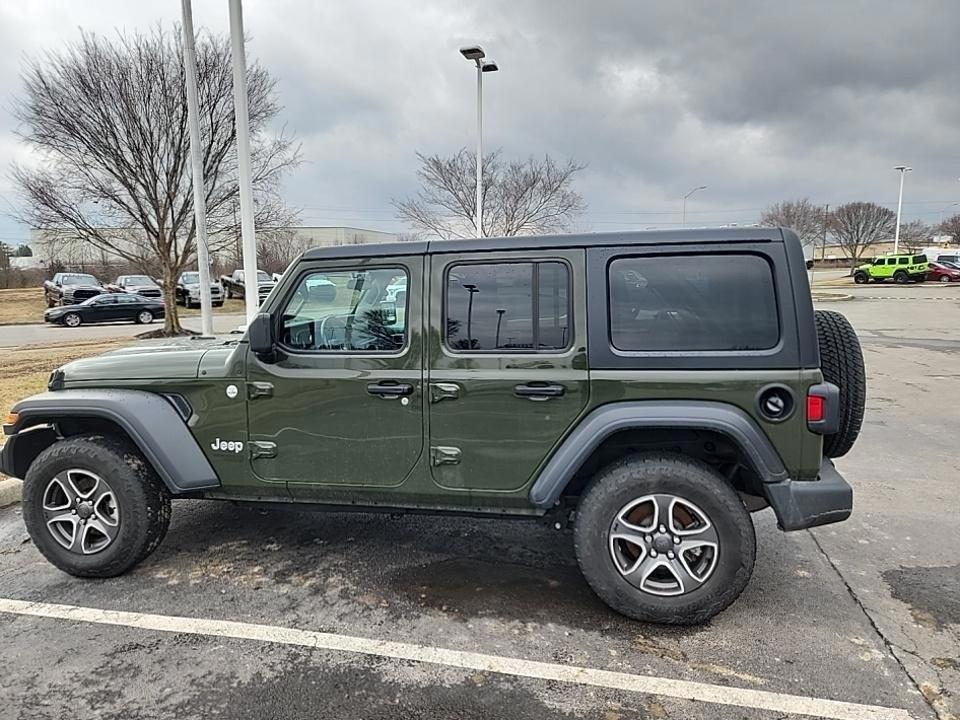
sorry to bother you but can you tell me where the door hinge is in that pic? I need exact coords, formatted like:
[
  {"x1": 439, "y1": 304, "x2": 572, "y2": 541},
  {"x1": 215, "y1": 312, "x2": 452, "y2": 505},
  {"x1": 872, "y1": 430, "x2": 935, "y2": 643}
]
[
  {"x1": 247, "y1": 382, "x2": 274, "y2": 399},
  {"x1": 429, "y1": 382, "x2": 460, "y2": 403},
  {"x1": 430, "y1": 446, "x2": 461, "y2": 466},
  {"x1": 249, "y1": 441, "x2": 277, "y2": 459}
]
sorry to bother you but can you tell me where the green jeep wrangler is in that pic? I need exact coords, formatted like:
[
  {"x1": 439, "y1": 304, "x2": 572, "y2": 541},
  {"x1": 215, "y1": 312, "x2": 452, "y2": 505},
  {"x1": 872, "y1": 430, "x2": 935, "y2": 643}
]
[
  {"x1": 853, "y1": 253, "x2": 928, "y2": 284},
  {"x1": 1, "y1": 228, "x2": 866, "y2": 624}
]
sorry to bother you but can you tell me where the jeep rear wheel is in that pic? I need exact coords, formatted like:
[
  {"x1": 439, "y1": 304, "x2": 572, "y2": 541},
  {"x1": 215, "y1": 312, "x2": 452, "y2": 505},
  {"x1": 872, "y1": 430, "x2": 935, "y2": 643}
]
[
  {"x1": 22, "y1": 435, "x2": 171, "y2": 578},
  {"x1": 894, "y1": 270, "x2": 909, "y2": 284},
  {"x1": 815, "y1": 310, "x2": 866, "y2": 458},
  {"x1": 574, "y1": 453, "x2": 755, "y2": 625}
]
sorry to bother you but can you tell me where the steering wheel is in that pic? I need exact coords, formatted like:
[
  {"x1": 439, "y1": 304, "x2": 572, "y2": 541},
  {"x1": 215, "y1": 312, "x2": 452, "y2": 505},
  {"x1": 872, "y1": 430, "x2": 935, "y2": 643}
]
[{"x1": 319, "y1": 315, "x2": 348, "y2": 349}]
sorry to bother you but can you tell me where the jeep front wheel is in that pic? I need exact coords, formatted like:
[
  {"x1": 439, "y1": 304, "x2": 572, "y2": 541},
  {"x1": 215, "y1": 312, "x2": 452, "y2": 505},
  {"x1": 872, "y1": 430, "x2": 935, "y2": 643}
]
[
  {"x1": 22, "y1": 435, "x2": 171, "y2": 578},
  {"x1": 574, "y1": 453, "x2": 755, "y2": 625},
  {"x1": 853, "y1": 271, "x2": 869, "y2": 284}
]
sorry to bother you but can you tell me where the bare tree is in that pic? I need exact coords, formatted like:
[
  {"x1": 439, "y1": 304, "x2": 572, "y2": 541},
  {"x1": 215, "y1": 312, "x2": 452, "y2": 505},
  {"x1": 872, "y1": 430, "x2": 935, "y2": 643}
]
[
  {"x1": 11, "y1": 26, "x2": 298, "y2": 334},
  {"x1": 829, "y1": 202, "x2": 896, "y2": 263},
  {"x1": 938, "y1": 213, "x2": 960, "y2": 245},
  {"x1": 897, "y1": 219, "x2": 931, "y2": 253},
  {"x1": 394, "y1": 150, "x2": 586, "y2": 239},
  {"x1": 759, "y1": 198, "x2": 826, "y2": 253}
]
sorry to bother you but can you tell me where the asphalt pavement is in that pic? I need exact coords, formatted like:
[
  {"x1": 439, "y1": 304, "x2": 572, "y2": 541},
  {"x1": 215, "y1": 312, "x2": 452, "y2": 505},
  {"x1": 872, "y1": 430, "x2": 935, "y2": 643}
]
[{"x1": 0, "y1": 285, "x2": 957, "y2": 719}]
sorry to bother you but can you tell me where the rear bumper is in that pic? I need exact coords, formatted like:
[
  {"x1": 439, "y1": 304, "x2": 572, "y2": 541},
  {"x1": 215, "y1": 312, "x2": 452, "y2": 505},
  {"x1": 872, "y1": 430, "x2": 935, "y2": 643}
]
[{"x1": 762, "y1": 457, "x2": 852, "y2": 531}]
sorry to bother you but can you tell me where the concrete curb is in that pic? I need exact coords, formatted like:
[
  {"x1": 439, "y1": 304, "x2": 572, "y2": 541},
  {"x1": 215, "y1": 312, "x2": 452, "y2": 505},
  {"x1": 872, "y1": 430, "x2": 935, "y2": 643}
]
[{"x1": 0, "y1": 478, "x2": 23, "y2": 508}]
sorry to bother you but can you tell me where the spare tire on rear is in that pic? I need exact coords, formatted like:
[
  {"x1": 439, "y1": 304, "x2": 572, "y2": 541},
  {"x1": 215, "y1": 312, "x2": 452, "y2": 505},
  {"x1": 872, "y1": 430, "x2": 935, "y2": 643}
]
[{"x1": 815, "y1": 310, "x2": 866, "y2": 458}]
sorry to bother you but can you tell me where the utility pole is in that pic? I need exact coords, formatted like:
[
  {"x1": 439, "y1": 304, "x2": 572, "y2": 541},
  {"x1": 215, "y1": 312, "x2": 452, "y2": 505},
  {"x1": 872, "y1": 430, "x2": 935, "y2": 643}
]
[
  {"x1": 180, "y1": 0, "x2": 214, "y2": 336},
  {"x1": 228, "y1": 0, "x2": 260, "y2": 323},
  {"x1": 821, "y1": 203, "x2": 829, "y2": 261},
  {"x1": 893, "y1": 165, "x2": 912, "y2": 255}
]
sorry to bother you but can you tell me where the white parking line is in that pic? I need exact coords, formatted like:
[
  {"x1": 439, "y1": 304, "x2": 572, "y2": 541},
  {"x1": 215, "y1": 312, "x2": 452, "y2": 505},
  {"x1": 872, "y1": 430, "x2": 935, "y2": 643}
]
[{"x1": 0, "y1": 597, "x2": 911, "y2": 720}]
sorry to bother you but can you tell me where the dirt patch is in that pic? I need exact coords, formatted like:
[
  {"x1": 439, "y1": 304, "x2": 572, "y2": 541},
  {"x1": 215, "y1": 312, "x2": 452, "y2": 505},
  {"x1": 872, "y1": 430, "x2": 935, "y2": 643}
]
[{"x1": 883, "y1": 564, "x2": 960, "y2": 629}]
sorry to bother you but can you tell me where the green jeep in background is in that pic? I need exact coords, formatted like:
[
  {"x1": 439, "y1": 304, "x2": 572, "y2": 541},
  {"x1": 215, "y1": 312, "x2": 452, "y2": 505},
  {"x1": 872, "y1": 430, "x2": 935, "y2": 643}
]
[
  {"x1": 1, "y1": 228, "x2": 867, "y2": 624},
  {"x1": 853, "y1": 253, "x2": 928, "y2": 283}
]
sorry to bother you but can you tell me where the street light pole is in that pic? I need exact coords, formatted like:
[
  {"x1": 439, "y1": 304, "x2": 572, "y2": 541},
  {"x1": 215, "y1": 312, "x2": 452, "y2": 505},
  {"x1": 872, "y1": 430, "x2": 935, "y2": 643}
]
[
  {"x1": 681, "y1": 185, "x2": 707, "y2": 227},
  {"x1": 893, "y1": 165, "x2": 912, "y2": 254},
  {"x1": 180, "y1": 0, "x2": 214, "y2": 337},
  {"x1": 939, "y1": 202, "x2": 958, "y2": 226},
  {"x1": 228, "y1": 0, "x2": 260, "y2": 323},
  {"x1": 460, "y1": 46, "x2": 498, "y2": 238}
]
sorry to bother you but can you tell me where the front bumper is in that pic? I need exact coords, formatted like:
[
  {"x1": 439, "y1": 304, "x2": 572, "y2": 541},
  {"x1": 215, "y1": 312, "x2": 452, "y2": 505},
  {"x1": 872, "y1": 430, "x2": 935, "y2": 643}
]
[{"x1": 762, "y1": 457, "x2": 852, "y2": 531}]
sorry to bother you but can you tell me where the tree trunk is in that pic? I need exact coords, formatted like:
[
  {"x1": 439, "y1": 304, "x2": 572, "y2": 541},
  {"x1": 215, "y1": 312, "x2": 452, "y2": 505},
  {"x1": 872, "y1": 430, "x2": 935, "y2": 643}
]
[{"x1": 162, "y1": 265, "x2": 182, "y2": 335}]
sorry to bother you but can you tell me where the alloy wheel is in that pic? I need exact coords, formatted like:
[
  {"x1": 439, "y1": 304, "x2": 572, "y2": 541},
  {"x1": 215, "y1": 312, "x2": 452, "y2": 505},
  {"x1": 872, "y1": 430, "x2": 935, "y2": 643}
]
[
  {"x1": 608, "y1": 494, "x2": 719, "y2": 597},
  {"x1": 42, "y1": 469, "x2": 120, "y2": 555}
]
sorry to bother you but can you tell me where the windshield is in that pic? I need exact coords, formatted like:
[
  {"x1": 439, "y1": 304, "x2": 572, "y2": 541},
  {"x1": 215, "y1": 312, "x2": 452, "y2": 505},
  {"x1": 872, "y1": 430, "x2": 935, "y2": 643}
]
[
  {"x1": 124, "y1": 275, "x2": 153, "y2": 285},
  {"x1": 61, "y1": 274, "x2": 97, "y2": 285},
  {"x1": 181, "y1": 272, "x2": 200, "y2": 284}
]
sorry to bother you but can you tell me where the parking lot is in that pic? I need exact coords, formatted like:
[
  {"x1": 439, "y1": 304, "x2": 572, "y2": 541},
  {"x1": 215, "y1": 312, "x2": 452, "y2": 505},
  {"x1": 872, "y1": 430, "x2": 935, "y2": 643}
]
[{"x1": 0, "y1": 284, "x2": 958, "y2": 720}]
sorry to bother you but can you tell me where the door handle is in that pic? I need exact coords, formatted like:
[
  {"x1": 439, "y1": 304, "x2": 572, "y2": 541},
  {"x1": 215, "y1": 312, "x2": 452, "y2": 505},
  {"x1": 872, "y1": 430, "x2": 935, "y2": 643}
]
[
  {"x1": 513, "y1": 383, "x2": 566, "y2": 400},
  {"x1": 367, "y1": 382, "x2": 415, "y2": 399}
]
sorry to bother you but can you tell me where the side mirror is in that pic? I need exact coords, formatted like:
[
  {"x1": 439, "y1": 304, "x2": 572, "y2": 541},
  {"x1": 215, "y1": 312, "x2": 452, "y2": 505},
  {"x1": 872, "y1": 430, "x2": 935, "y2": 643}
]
[
  {"x1": 248, "y1": 312, "x2": 275, "y2": 357},
  {"x1": 379, "y1": 300, "x2": 397, "y2": 324}
]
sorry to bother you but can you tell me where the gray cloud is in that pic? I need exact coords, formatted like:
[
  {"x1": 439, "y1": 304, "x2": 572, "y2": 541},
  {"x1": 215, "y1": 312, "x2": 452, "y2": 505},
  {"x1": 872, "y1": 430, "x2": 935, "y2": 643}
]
[{"x1": 1, "y1": 0, "x2": 957, "y2": 245}]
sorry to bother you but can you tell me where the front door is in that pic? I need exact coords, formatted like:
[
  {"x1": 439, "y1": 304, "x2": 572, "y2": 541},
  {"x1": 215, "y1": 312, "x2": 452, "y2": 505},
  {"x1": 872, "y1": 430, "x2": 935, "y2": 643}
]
[
  {"x1": 427, "y1": 250, "x2": 589, "y2": 505},
  {"x1": 247, "y1": 256, "x2": 424, "y2": 499}
]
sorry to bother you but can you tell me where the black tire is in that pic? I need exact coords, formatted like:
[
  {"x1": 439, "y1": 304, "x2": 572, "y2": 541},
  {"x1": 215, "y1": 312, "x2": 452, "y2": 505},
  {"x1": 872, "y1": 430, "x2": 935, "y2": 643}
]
[
  {"x1": 22, "y1": 435, "x2": 171, "y2": 578},
  {"x1": 940, "y1": 275, "x2": 951, "y2": 283},
  {"x1": 815, "y1": 310, "x2": 866, "y2": 458},
  {"x1": 853, "y1": 271, "x2": 868, "y2": 284},
  {"x1": 574, "y1": 453, "x2": 756, "y2": 625},
  {"x1": 894, "y1": 270, "x2": 909, "y2": 284}
]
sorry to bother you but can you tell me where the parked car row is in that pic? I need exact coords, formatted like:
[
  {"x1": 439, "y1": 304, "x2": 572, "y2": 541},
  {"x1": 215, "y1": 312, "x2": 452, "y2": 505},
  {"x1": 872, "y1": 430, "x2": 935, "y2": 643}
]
[{"x1": 851, "y1": 253, "x2": 960, "y2": 284}]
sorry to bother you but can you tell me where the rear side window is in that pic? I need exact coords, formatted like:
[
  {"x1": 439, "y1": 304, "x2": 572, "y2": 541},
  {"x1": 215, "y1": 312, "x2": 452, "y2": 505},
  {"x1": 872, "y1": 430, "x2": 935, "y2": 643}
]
[
  {"x1": 912, "y1": 255, "x2": 927, "y2": 264},
  {"x1": 898, "y1": 257, "x2": 909, "y2": 265},
  {"x1": 608, "y1": 254, "x2": 779, "y2": 352},
  {"x1": 445, "y1": 261, "x2": 571, "y2": 352}
]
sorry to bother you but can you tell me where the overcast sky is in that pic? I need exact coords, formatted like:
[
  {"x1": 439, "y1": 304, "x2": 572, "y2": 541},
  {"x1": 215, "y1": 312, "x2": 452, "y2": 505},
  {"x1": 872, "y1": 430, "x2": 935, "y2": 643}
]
[{"x1": 1, "y1": 0, "x2": 957, "y2": 246}]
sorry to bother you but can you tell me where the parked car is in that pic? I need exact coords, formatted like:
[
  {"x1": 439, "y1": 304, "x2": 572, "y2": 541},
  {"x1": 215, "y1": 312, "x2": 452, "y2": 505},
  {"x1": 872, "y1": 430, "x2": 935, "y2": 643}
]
[
  {"x1": 4, "y1": 227, "x2": 864, "y2": 625},
  {"x1": 42, "y1": 272, "x2": 105, "y2": 307},
  {"x1": 108, "y1": 275, "x2": 162, "y2": 298},
  {"x1": 852, "y1": 253, "x2": 928, "y2": 284},
  {"x1": 926, "y1": 262, "x2": 960, "y2": 283},
  {"x1": 220, "y1": 269, "x2": 276, "y2": 304},
  {"x1": 176, "y1": 272, "x2": 224, "y2": 308},
  {"x1": 43, "y1": 293, "x2": 165, "y2": 327}
]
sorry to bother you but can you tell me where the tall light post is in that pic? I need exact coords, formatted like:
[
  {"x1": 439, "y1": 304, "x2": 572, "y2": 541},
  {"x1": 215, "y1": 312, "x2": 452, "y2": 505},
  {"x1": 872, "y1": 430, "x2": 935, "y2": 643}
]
[
  {"x1": 229, "y1": 0, "x2": 260, "y2": 323},
  {"x1": 463, "y1": 283, "x2": 479, "y2": 348},
  {"x1": 682, "y1": 185, "x2": 707, "y2": 226},
  {"x1": 460, "y1": 45, "x2": 498, "y2": 238},
  {"x1": 180, "y1": 0, "x2": 214, "y2": 336},
  {"x1": 893, "y1": 165, "x2": 912, "y2": 254}
]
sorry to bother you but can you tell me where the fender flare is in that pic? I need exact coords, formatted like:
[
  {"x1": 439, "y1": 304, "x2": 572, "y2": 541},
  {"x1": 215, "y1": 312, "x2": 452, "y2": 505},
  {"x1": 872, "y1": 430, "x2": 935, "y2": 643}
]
[
  {"x1": 4, "y1": 389, "x2": 220, "y2": 494},
  {"x1": 528, "y1": 400, "x2": 788, "y2": 509}
]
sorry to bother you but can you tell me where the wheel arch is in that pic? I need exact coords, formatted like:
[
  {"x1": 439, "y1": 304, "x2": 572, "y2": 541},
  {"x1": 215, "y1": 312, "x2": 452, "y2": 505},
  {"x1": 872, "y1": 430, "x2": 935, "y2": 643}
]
[
  {"x1": 3, "y1": 390, "x2": 219, "y2": 494},
  {"x1": 529, "y1": 401, "x2": 789, "y2": 509}
]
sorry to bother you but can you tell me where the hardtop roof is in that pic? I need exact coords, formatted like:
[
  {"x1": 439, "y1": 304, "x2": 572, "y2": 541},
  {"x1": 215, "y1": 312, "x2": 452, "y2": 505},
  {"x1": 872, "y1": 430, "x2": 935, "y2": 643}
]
[{"x1": 301, "y1": 227, "x2": 794, "y2": 261}]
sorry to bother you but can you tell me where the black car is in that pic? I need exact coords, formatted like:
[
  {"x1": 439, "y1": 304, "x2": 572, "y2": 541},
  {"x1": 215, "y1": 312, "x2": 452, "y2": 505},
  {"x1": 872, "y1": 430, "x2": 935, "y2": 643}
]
[{"x1": 43, "y1": 293, "x2": 165, "y2": 327}]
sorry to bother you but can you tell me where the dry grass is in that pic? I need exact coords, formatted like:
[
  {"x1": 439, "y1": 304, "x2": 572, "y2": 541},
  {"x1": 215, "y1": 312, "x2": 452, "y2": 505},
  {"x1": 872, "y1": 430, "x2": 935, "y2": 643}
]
[
  {"x1": 0, "y1": 288, "x2": 47, "y2": 325},
  {"x1": 0, "y1": 287, "x2": 246, "y2": 326},
  {"x1": 0, "y1": 338, "x2": 130, "y2": 423}
]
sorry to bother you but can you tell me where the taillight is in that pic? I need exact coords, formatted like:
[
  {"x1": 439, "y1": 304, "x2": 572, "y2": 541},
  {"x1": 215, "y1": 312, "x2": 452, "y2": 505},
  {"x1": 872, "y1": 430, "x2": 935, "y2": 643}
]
[{"x1": 807, "y1": 394, "x2": 825, "y2": 423}]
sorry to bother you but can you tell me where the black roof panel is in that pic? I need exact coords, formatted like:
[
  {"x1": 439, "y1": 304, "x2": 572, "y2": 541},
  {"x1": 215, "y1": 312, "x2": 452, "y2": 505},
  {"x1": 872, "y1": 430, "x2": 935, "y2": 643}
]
[{"x1": 301, "y1": 228, "x2": 787, "y2": 261}]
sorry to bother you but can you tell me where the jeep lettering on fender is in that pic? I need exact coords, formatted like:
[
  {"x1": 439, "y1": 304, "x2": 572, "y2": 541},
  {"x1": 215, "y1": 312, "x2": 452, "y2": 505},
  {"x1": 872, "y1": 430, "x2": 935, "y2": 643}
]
[
  {"x1": 210, "y1": 438, "x2": 245, "y2": 454},
  {"x1": 0, "y1": 227, "x2": 865, "y2": 625}
]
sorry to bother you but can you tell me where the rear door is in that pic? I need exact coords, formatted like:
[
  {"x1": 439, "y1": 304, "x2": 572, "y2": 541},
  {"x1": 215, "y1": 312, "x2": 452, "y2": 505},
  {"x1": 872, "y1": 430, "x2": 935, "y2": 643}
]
[{"x1": 427, "y1": 249, "x2": 589, "y2": 501}]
